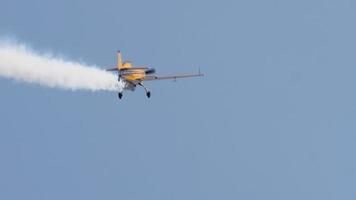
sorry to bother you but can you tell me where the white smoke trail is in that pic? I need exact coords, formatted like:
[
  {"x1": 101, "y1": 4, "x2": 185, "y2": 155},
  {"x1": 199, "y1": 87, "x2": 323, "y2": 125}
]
[{"x1": 0, "y1": 40, "x2": 123, "y2": 92}]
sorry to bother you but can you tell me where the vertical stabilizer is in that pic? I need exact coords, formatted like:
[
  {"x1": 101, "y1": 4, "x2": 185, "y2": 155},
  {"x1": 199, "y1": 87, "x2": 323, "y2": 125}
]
[{"x1": 117, "y1": 51, "x2": 123, "y2": 70}]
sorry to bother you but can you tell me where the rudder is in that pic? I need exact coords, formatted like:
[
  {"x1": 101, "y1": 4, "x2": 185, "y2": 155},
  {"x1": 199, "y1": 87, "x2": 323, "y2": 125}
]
[{"x1": 117, "y1": 51, "x2": 123, "y2": 70}]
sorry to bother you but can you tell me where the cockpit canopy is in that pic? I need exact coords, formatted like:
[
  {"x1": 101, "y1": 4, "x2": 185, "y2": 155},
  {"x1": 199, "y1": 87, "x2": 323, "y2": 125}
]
[{"x1": 122, "y1": 61, "x2": 132, "y2": 68}]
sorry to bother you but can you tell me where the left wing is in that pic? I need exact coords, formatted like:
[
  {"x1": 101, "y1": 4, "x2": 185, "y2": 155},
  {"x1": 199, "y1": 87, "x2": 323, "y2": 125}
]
[{"x1": 144, "y1": 73, "x2": 203, "y2": 81}]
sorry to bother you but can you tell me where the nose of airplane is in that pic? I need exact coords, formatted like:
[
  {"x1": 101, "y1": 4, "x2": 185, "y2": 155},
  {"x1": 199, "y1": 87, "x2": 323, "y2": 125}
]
[{"x1": 145, "y1": 68, "x2": 156, "y2": 74}]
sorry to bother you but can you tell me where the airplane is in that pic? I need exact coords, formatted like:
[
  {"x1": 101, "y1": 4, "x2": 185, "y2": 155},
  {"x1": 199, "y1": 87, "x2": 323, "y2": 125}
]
[{"x1": 106, "y1": 51, "x2": 203, "y2": 99}]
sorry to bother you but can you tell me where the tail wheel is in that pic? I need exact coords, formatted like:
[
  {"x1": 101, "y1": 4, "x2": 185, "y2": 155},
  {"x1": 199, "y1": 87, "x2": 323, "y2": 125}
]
[
  {"x1": 146, "y1": 91, "x2": 151, "y2": 98},
  {"x1": 118, "y1": 92, "x2": 123, "y2": 99}
]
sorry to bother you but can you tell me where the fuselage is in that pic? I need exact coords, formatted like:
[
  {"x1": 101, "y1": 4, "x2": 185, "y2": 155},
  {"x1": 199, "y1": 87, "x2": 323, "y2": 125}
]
[
  {"x1": 121, "y1": 68, "x2": 146, "y2": 81},
  {"x1": 119, "y1": 67, "x2": 156, "y2": 91}
]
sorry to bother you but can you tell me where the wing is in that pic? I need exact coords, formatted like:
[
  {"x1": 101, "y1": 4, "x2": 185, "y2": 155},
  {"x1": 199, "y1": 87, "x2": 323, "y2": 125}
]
[{"x1": 144, "y1": 73, "x2": 203, "y2": 81}]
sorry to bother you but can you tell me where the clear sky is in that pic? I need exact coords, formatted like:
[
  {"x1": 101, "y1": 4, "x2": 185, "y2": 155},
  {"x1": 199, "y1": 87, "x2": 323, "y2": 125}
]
[{"x1": 0, "y1": 0, "x2": 355, "y2": 199}]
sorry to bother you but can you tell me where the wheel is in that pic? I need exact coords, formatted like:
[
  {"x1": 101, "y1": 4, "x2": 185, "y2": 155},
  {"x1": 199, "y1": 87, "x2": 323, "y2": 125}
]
[
  {"x1": 118, "y1": 92, "x2": 123, "y2": 99},
  {"x1": 146, "y1": 91, "x2": 151, "y2": 98}
]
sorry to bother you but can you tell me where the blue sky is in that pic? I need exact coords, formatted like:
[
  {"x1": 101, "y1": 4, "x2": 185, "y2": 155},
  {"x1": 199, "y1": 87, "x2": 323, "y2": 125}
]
[{"x1": 0, "y1": 0, "x2": 356, "y2": 199}]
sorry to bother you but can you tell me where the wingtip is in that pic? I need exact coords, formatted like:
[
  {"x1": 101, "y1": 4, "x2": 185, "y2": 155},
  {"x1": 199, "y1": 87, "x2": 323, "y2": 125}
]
[{"x1": 198, "y1": 68, "x2": 204, "y2": 76}]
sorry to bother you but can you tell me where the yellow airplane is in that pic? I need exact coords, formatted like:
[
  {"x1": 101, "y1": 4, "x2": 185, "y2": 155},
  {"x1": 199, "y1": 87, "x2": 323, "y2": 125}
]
[{"x1": 106, "y1": 51, "x2": 203, "y2": 99}]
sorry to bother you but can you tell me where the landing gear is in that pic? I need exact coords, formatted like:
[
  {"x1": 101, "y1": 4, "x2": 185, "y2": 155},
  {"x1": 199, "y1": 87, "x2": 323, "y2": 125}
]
[
  {"x1": 138, "y1": 83, "x2": 151, "y2": 98},
  {"x1": 118, "y1": 92, "x2": 123, "y2": 99}
]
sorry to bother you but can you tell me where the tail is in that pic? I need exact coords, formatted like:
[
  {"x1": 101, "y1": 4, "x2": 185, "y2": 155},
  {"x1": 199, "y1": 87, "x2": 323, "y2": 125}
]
[
  {"x1": 106, "y1": 51, "x2": 123, "y2": 71},
  {"x1": 117, "y1": 51, "x2": 122, "y2": 70}
]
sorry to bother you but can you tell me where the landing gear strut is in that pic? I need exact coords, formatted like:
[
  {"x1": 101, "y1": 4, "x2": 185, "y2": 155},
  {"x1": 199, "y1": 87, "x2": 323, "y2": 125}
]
[{"x1": 138, "y1": 83, "x2": 151, "y2": 98}]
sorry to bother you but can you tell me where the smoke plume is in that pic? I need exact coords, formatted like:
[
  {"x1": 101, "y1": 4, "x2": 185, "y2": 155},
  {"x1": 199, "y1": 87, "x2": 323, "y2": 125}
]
[{"x1": 0, "y1": 40, "x2": 122, "y2": 92}]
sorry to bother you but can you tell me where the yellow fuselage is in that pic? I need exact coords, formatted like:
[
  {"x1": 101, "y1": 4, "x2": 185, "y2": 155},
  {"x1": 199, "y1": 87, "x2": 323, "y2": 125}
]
[{"x1": 122, "y1": 69, "x2": 146, "y2": 81}]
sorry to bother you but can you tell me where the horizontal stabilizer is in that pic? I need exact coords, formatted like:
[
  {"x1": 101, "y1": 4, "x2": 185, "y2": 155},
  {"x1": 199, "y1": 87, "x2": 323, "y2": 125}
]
[{"x1": 106, "y1": 67, "x2": 118, "y2": 71}]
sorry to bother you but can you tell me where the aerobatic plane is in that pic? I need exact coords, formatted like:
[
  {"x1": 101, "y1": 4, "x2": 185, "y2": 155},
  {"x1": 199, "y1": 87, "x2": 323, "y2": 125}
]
[{"x1": 106, "y1": 51, "x2": 203, "y2": 99}]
